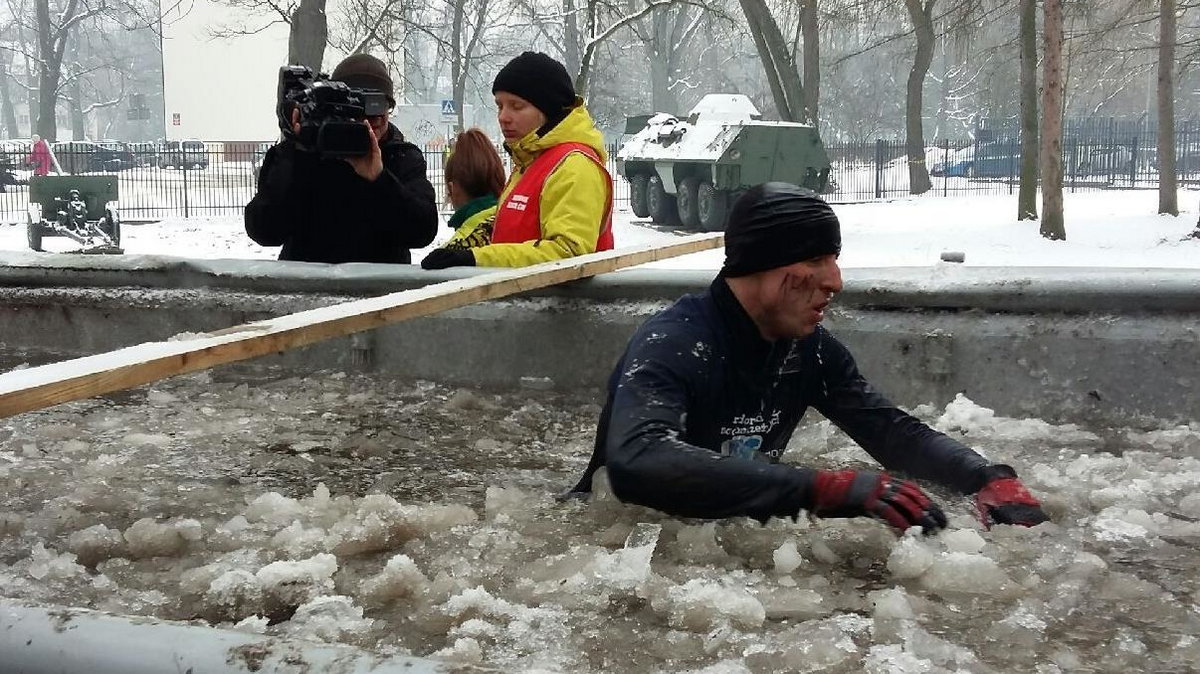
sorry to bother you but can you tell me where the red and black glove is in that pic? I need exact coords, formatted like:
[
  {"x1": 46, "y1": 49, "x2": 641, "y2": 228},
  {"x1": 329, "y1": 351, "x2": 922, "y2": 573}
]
[
  {"x1": 421, "y1": 247, "x2": 476, "y2": 270},
  {"x1": 975, "y1": 464, "x2": 1048, "y2": 528},
  {"x1": 810, "y1": 469, "x2": 947, "y2": 534}
]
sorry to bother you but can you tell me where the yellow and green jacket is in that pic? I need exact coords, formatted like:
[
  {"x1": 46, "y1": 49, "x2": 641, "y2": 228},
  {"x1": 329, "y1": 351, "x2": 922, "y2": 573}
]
[
  {"x1": 441, "y1": 196, "x2": 497, "y2": 250},
  {"x1": 472, "y1": 102, "x2": 611, "y2": 267}
]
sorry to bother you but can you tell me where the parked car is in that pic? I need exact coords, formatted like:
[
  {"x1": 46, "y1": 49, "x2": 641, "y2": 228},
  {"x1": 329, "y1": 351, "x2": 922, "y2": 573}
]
[
  {"x1": 930, "y1": 143, "x2": 1020, "y2": 178},
  {"x1": 126, "y1": 141, "x2": 158, "y2": 167},
  {"x1": 51, "y1": 140, "x2": 132, "y2": 173},
  {"x1": 157, "y1": 139, "x2": 209, "y2": 169}
]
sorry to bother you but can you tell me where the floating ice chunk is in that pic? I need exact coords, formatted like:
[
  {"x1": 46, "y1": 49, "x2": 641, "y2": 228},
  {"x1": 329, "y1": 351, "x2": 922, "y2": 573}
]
[
  {"x1": 871, "y1": 587, "x2": 915, "y2": 621},
  {"x1": 940, "y1": 529, "x2": 985, "y2": 554},
  {"x1": 124, "y1": 517, "x2": 198, "y2": 558},
  {"x1": 773, "y1": 540, "x2": 804, "y2": 574},
  {"x1": 658, "y1": 578, "x2": 765, "y2": 631},
  {"x1": 122, "y1": 432, "x2": 172, "y2": 448},
  {"x1": 1092, "y1": 507, "x2": 1157, "y2": 541},
  {"x1": 146, "y1": 389, "x2": 178, "y2": 404},
  {"x1": 863, "y1": 643, "x2": 933, "y2": 673},
  {"x1": 0, "y1": 512, "x2": 25, "y2": 536},
  {"x1": 270, "y1": 520, "x2": 329, "y2": 557},
  {"x1": 231, "y1": 615, "x2": 270, "y2": 634},
  {"x1": 886, "y1": 533, "x2": 935, "y2": 579},
  {"x1": 243, "y1": 492, "x2": 306, "y2": 526},
  {"x1": 67, "y1": 523, "x2": 125, "y2": 566},
  {"x1": 758, "y1": 586, "x2": 827, "y2": 621},
  {"x1": 27, "y1": 543, "x2": 85, "y2": 580},
  {"x1": 359, "y1": 553, "x2": 430, "y2": 606},
  {"x1": 430, "y1": 637, "x2": 484, "y2": 664},
  {"x1": 484, "y1": 485, "x2": 532, "y2": 521},
  {"x1": 674, "y1": 522, "x2": 729, "y2": 565},
  {"x1": 919, "y1": 551, "x2": 1011, "y2": 595},
  {"x1": 281, "y1": 595, "x2": 374, "y2": 642},
  {"x1": 255, "y1": 553, "x2": 338, "y2": 607},
  {"x1": 205, "y1": 569, "x2": 265, "y2": 620}
]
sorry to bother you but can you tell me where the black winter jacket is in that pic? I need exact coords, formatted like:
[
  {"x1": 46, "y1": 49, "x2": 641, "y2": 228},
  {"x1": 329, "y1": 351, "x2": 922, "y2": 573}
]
[
  {"x1": 245, "y1": 124, "x2": 438, "y2": 264},
  {"x1": 571, "y1": 277, "x2": 993, "y2": 523}
]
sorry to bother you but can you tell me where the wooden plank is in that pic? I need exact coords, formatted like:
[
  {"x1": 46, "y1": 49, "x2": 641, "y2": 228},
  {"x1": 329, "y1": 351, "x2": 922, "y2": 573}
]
[{"x1": 0, "y1": 233, "x2": 723, "y2": 418}]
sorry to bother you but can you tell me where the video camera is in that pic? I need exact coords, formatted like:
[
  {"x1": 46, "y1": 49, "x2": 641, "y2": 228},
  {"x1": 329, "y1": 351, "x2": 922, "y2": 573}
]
[{"x1": 277, "y1": 65, "x2": 391, "y2": 157}]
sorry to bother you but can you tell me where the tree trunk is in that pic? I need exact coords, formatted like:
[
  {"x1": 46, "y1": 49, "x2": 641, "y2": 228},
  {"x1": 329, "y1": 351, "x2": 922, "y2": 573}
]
[
  {"x1": 739, "y1": 0, "x2": 804, "y2": 121},
  {"x1": 34, "y1": 0, "x2": 72, "y2": 141},
  {"x1": 903, "y1": 0, "x2": 934, "y2": 195},
  {"x1": 562, "y1": 0, "x2": 582, "y2": 79},
  {"x1": 1017, "y1": 0, "x2": 1038, "y2": 220},
  {"x1": 288, "y1": 0, "x2": 328, "y2": 72},
  {"x1": 69, "y1": 72, "x2": 85, "y2": 140},
  {"x1": 800, "y1": 0, "x2": 819, "y2": 125},
  {"x1": 450, "y1": 0, "x2": 465, "y2": 132},
  {"x1": 1040, "y1": 0, "x2": 1065, "y2": 240},
  {"x1": 0, "y1": 61, "x2": 19, "y2": 138},
  {"x1": 646, "y1": 10, "x2": 678, "y2": 114},
  {"x1": 1157, "y1": 0, "x2": 1177, "y2": 216}
]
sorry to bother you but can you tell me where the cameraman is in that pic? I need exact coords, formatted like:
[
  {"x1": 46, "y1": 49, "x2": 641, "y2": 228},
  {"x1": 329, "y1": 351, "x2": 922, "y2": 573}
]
[{"x1": 245, "y1": 54, "x2": 437, "y2": 264}]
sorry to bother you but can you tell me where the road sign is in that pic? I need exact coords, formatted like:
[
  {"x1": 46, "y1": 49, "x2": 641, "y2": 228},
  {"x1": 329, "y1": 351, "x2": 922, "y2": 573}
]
[
  {"x1": 440, "y1": 99, "x2": 457, "y2": 121},
  {"x1": 172, "y1": 113, "x2": 181, "y2": 126}
]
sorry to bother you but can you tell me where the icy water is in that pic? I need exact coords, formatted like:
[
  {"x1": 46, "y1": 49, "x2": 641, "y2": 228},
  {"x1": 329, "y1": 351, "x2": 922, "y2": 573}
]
[{"x1": 1, "y1": 364, "x2": 1199, "y2": 673}]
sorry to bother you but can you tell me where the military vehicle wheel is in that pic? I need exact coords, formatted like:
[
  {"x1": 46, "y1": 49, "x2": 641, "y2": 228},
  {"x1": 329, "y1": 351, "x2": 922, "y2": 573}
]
[
  {"x1": 677, "y1": 177, "x2": 701, "y2": 229},
  {"x1": 101, "y1": 209, "x2": 121, "y2": 247},
  {"x1": 697, "y1": 181, "x2": 729, "y2": 232},
  {"x1": 26, "y1": 213, "x2": 42, "y2": 251},
  {"x1": 630, "y1": 175, "x2": 651, "y2": 218},
  {"x1": 647, "y1": 174, "x2": 679, "y2": 225}
]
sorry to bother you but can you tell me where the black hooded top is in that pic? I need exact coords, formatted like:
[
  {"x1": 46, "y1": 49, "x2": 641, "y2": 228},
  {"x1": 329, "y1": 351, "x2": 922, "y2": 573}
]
[{"x1": 245, "y1": 123, "x2": 437, "y2": 264}]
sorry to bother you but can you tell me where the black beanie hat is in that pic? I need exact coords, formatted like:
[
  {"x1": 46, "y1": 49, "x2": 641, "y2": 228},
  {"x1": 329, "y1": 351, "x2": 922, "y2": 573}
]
[
  {"x1": 721, "y1": 182, "x2": 842, "y2": 277},
  {"x1": 332, "y1": 53, "x2": 396, "y2": 107},
  {"x1": 492, "y1": 52, "x2": 576, "y2": 131}
]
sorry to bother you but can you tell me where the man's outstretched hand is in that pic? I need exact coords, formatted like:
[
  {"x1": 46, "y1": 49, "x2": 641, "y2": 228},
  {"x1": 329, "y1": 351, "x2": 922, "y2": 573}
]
[
  {"x1": 975, "y1": 464, "x2": 1048, "y2": 528},
  {"x1": 811, "y1": 469, "x2": 947, "y2": 534}
]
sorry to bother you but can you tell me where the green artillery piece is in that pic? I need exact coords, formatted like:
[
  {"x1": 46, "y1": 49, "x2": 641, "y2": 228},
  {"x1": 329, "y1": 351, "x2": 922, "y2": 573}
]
[
  {"x1": 617, "y1": 94, "x2": 831, "y2": 231},
  {"x1": 27, "y1": 174, "x2": 122, "y2": 254}
]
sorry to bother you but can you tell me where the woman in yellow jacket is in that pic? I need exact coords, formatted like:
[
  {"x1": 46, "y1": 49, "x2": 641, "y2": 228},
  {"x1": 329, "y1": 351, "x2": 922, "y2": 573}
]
[{"x1": 421, "y1": 52, "x2": 613, "y2": 269}]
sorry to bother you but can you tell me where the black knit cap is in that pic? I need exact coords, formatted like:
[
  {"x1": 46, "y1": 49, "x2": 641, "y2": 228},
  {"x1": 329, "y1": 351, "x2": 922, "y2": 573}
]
[
  {"x1": 492, "y1": 51, "x2": 576, "y2": 131},
  {"x1": 332, "y1": 53, "x2": 395, "y2": 107},
  {"x1": 721, "y1": 182, "x2": 842, "y2": 277}
]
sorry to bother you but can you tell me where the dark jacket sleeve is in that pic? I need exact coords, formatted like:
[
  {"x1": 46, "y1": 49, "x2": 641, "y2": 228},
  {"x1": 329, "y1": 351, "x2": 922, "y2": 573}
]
[
  {"x1": 603, "y1": 323, "x2": 817, "y2": 523},
  {"x1": 363, "y1": 143, "x2": 438, "y2": 250},
  {"x1": 244, "y1": 142, "x2": 319, "y2": 247},
  {"x1": 812, "y1": 329, "x2": 991, "y2": 494}
]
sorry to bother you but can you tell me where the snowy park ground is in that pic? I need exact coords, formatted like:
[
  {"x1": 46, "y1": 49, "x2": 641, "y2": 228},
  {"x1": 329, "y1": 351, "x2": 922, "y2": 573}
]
[
  {"x1": 2, "y1": 189, "x2": 1200, "y2": 671},
  {"x1": 2, "y1": 188, "x2": 1200, "y2": 269}
]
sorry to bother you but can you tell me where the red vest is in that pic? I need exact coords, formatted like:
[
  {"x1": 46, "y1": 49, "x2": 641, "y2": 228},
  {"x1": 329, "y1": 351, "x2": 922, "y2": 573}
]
[{"x1": 492, "y1": 142, "x2": 613, "y2": 251}]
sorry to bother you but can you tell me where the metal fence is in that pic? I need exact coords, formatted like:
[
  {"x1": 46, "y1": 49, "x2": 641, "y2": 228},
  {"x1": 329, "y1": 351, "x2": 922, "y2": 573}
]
[{"x1": 2, "y1": 121, "x2": 1197, "y2": 222}]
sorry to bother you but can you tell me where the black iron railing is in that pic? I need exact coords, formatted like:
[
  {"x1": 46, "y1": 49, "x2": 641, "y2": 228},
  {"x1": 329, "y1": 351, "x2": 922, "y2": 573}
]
[{"x1": 1, "y1": 122, "x2": 1196, "y2": 222}]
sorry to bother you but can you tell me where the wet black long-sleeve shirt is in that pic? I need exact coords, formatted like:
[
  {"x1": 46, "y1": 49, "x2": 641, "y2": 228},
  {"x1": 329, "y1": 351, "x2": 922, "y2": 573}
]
[
  {"x1": 571, "y1": 277, "x2": 992, "y2": 523},
  {"x1": 245, "y1": 124, "x2": 437, "y2": 264}
]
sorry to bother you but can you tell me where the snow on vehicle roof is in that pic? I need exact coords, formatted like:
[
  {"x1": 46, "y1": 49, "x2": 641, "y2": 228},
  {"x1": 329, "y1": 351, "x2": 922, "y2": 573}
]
[{"x1": 617, "y1": 94, "x2": 815, "y2": 162}]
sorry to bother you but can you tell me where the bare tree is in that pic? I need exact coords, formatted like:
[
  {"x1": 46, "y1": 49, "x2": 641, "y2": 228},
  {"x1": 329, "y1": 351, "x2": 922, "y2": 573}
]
[
  {"x1": 800, "y1": 0, "x2": 819, "y2": 123},
  {"x1": 739, "y1": 0, "x2": 805, "y2": 121},
  {"x1": 1017, "y1": 0, "x2": 1037, "y2": 219},
  {"x1": 289, "y1": 0, "x2": 327, "y2": 70},
  {"x1": 448, "y1": 0, "x2": 493, "y2": 130},
  {"x1": 903, "y1": 0, "x2": 934, "y2": 194},
  {"x1": 1040, "y1": 0, "x2": 1065, "y2": 240},
  {"x1": 1157, "y1": 0, "x2": 1177, "y2": 215}
]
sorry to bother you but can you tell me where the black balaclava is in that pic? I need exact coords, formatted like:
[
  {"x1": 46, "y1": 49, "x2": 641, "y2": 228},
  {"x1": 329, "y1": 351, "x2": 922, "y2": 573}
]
[
  {"x1": 721, "y1": 182, "x2": 842, "y2": 277},
  {"x1": 491, "y1": 51, "x2": 577, "y2": 135}
]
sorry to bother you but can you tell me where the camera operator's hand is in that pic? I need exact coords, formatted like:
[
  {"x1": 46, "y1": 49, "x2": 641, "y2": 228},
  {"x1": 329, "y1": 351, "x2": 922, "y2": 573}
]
[
  {"x1": 345, "y1": 121, "x2": 384, "y2": 182},
  {"x1": 290, "y1": 109, "x2": 302, "y2": 137}
]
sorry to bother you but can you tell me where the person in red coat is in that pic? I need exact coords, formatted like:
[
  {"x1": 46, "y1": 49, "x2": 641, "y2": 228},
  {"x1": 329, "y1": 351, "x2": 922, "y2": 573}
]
[{"x1": 28, "y1": 135, "x2": 52, "y2": 176}]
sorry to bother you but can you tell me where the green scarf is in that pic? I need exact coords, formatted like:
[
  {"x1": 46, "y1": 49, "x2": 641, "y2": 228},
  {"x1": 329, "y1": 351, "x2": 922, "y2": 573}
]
[{"x1": 448, "y1": 195, "x2": 498, "y2": 230}]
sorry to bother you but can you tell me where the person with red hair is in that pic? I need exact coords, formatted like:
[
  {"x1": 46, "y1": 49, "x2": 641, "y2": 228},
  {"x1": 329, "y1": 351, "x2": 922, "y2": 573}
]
[{"x1": 422, "y1": 128, "x2": 506, "y2": 258}]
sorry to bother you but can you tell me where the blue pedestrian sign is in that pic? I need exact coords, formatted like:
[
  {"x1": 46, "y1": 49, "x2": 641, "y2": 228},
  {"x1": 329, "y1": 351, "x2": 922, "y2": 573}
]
[{"x1": 440, "y1": 99, "x2": 457, "y2": 119}]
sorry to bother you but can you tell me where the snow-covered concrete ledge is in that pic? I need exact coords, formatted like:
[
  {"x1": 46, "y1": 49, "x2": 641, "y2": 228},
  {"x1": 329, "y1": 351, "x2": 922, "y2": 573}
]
[
  {"x1": 0, "y1": 253, "x2": 1197, "y2": 424},
  {"x1": 0, "y1": 600, "x2": 490, "y2": 673}
]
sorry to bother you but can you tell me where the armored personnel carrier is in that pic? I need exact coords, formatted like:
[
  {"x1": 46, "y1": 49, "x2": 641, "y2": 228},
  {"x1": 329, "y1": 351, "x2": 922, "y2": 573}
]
[{"x1": 617, "y1": 94, "x2": 831, "y2": 231}]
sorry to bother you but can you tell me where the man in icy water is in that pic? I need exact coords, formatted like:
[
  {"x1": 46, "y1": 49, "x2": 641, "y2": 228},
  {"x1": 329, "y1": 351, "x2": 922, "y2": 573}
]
[{"x1": 569, "y1": 182, "x2": 1047, "y2": 533}]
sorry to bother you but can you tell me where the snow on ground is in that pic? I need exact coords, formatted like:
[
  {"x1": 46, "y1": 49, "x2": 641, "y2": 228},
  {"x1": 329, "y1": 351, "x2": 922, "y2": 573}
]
[
  {"x1": 3, "y1": 189, "x2": 1199, "y2": 269},
  {"x1": 1, "y1": 369, "x2": 1198, "y2": 672}
]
